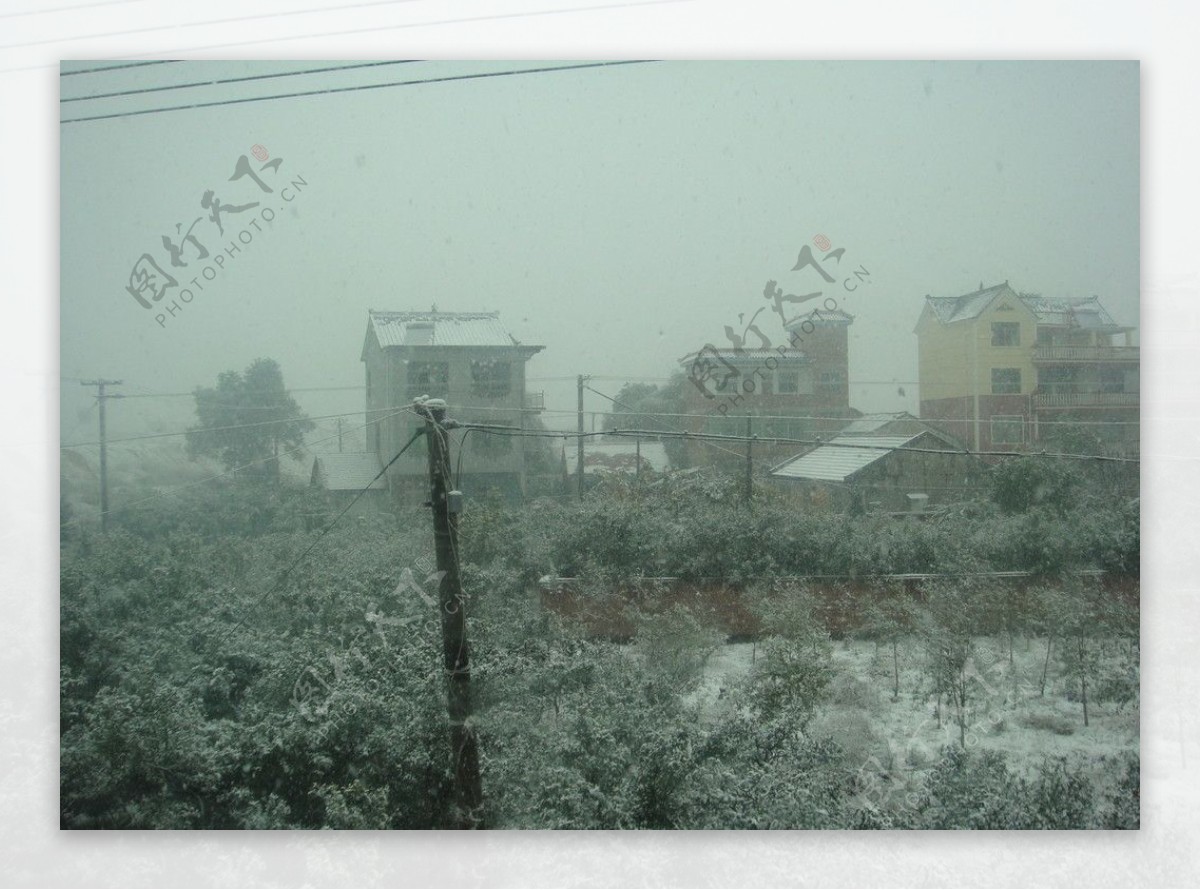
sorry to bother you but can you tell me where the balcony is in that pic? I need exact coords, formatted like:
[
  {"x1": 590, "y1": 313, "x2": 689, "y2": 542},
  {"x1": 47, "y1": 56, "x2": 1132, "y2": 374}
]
[
  {"x1": 1033, "y1": 391, "x2": 1139, "y2": 408},
  {"x1": 522, "y1": 390, "x2": 545, "y2": 412},
  {"x1": 1032, "y1": 345, "x2": 1139, "y2": 363}
]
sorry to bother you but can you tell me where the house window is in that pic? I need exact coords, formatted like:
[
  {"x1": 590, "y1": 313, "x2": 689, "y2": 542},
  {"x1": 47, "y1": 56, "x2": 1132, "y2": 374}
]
[
  {"x1": 817, "y1": 369, "x2": 845, "y2": 394},
  {"x1": 991, "y1": 415, "x2": 1024, "y2": 445},
  {"x1": 777, "y1": 370, "x2": 800, "y2": 394},
  {"x1": 992, "y1": 322, "x2": 1020, "y2": 346},
  {"x1": 407, "y1": 361, "x2": 449, "y2": 396},
  {"x1": 1100, "y1": 367, "x2": 1125, "y2": 394},
  {"x1": 991, "y1": 368, "x2": 1021, "y2": 394},
  {"x1": 1038, "y1": 367, "x2": 1076, "y2": 394},
  {"x1": 470, "y1": 359, "x2": 511, "y2": 398}
]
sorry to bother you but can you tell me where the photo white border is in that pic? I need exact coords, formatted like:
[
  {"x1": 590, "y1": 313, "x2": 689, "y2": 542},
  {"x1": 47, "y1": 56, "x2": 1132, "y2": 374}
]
[{"x1": 5, "y1": 0, "x2": 1196, "y2": 885}]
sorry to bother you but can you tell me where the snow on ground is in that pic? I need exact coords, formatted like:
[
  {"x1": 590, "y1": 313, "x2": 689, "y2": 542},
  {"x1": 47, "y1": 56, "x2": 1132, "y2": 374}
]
[{"x1": 690, "y1": 635, "x2": 1139, "y2": 798}]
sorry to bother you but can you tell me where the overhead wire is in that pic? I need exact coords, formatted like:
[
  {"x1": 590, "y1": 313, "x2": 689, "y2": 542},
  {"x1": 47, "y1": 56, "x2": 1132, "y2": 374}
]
[
  {"x1": 60, "y1": 59, "x2": 424, "y2": 102},
  {"x1": 81, "y1": 427, "x2": 428, "y2": 699},
  {"x1": 204, "y1": 427, "x2": 427, "y2": 652},
  {"x1": 60, "y1": 406, "x2": 417, "y2": 528},
  {"x1": 452, "y1": 423, "x2": 1140, "y2": 464},
  {"x1": 60, "y1": 60, "x2": 658, "y2": 124},
  {"x1": 583, "y1": 381, "x2": 745, "y2": 461},
  {"x1": 58, "y1": 60, "x2": 180, "y2": 75}
]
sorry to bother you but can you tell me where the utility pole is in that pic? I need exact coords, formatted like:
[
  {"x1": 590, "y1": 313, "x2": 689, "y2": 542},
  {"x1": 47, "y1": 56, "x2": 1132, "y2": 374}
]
[
  {"x1": 416, "y1": 398, "x2": 483, "y2": 828},
  {"x1": 576, "y1": 374, "x2": 588, "y2": 501},
  {"x1": 744, "y1": 414, "x2": 754, "y2": 504},
  {"x1": 636, "y1": 436, "x2": 642, "y2": 483},
  {"x1": 80, "y1": 379, "x2": 122, "y2": 531},
  {"x1": 337, "y1": 417, "x2": 344, "y2": 453}
]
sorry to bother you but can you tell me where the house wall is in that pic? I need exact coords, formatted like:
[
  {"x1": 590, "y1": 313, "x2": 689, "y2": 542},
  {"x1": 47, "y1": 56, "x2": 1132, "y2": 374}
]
[
  {"x1": 916, "y1": 288, "x2": 1038, "y2": 405},
  {"x1": 364, "y1": 341, "x2": 533, "y2": 495},
  {"x1": 917, "y1": 290, "x2": 1140, "y2": 455}
]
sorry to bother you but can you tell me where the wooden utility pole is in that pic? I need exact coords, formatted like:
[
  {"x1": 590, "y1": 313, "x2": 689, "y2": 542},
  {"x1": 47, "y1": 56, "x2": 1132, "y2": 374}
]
[
  {"x1": 744, "y1": 414, "x2": 754, "y2": 504},
  {"x1": 416, "y1": 398, "x2": 483, "y2": 828},
  {"x1": 576, "y1": 374, "x2": 587, "y2": 501},
  {"x1": 337, "y1": 417, "x2": 344, "y2": 453},
  {"x1": 635, "y1": 436, "x2": 642, "y2": 482},
  {"x1": 80, "y1": 379, "x2": 122, "y2": 531}
]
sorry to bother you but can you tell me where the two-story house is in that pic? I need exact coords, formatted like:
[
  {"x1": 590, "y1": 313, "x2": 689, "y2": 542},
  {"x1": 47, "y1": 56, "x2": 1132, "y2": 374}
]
[
  {"x1": 914, "y1": 282, "x2": 1138, "y2": 455},
  {"x1": 361, "y1": 309, "x2": 545, "y2": 499}
]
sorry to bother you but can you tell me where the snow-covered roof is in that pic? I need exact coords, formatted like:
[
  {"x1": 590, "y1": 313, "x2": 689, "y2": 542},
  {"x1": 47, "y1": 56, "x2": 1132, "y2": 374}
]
[
  {"x1": 1019, "y1": 295, "x2": 1121, "y2": 329},
  {"x1": 784, "y1": 307, "x2": 855, "y2": 328},
  {"x1": 770, "y1": 435, "x2": 919, "y2": 483},
  {"x1": 311, "y1": 453, "x2": 387, "y2": 491},
  {"x1": 923, "y1": 285, "x2": 1128, "y2": 330},
  {"x1": 924, "y1": 283, "x2": 1016, "y2": 324},
  {"x1": 367, "y1": 310, "x2": 541, "y2": 349}
]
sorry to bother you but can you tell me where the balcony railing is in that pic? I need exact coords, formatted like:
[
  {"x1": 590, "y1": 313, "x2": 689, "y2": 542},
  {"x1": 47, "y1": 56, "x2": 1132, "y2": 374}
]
[
  {"x1": 1032, "y1": 345, "x2": 1139, "y2": 363},
  {"x1": 523, "y1": 390, "x2": 545, "y2": 411},
  {"x1": 1033, "y1": 391, "x2": 1139, "y2": 408}
]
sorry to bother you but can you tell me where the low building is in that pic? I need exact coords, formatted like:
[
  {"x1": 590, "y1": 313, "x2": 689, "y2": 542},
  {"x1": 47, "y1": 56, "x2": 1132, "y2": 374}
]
[
  {"x1": 768, "y1": 417, "x2": 981, "y2": 513},
  {"x1": 310, "y1": 452, "x2": 390, "y2": 515}
]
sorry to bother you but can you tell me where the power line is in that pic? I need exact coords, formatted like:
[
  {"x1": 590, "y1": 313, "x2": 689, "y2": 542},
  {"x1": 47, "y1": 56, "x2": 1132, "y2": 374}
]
[
  {"x1": 62, "y1": 405, "x2": 382, "y2": 448},
  {"x1": 78, "y1": 379, "x2": 1142, "y2": 426},
  {"x1": 58, "y1": 60, "x2": 180, "y2": 75},
  {"x1": 61, "y1": 406, "x2": 417, "y2": 528},
  {"x1": 455, "y1": 423, "x2": 1140, "y2": 464},
  {"x1": 60, "y1": 59, "x2": 424, "y2": 103},
  {"x1": 81, "y1": 427, "x2": 426, "y2": 701},
  {"x1": 205, "y1": 428, "x2": 425, "y2": 651},
  {"x1": 584, "y1": 381, "x2": 744, "y2": 461},
  {"x1": 60, "y1": 60, "x2": 658, "y2": 124}
]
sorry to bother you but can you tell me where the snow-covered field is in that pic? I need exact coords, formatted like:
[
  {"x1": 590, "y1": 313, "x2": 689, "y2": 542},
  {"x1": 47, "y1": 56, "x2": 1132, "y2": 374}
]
[{"x1": 692, "y1": 635, "x2": 1138, "y2": 802}]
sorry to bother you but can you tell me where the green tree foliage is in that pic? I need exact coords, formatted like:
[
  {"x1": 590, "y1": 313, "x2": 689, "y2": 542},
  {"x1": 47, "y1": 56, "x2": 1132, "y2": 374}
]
[
  {"x1": 988, "y1": 456, "x2": 1082, "y2": 515},
  {"x1": 60, "y1": 463, "x2": 1137, "y2": 829},
  {"x1": 186, "y1": 358, "x2": 315, "y2": 483},
  {"x1": 600, "y1": 373, "x2": 690, "y2": 468}
]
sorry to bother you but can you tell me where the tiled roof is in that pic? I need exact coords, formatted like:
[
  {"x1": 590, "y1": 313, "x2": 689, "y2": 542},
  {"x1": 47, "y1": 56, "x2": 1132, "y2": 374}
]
[
  {"x1": 1020, "y1": 295, "x2": 1119, "y2": 328},
  {"x1": 924, "y1": 283, "x2": 1014, "y2": 324},
  {"x1": 770, "y1": 435, "x2": 919, "y2": 483},
  {"x1": 368, "y1": 310, "x2": 539, "y2": 349},
  {"x1": 924, "y1": 285, "x2": 1127, "y2": 330},
  {"x1": 784, "y1": 307, "x2": 855, "y2": 328},
  {"x1": 311, "y1": 453, "x2": 387, "y2": 491}
]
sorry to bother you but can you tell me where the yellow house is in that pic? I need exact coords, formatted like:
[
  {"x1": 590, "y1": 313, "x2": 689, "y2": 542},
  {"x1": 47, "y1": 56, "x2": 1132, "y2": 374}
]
[{"x1": 914, "y1": 282, "x2": 1138, "y2": 454}]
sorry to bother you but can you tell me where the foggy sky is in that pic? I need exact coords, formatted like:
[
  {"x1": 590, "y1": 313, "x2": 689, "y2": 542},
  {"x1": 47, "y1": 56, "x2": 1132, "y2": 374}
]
[{"x1": 60, "y1": 60, "x2": 1139, "y2": 445}]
